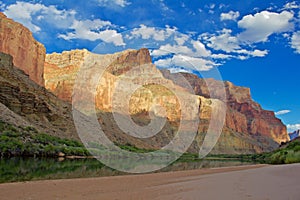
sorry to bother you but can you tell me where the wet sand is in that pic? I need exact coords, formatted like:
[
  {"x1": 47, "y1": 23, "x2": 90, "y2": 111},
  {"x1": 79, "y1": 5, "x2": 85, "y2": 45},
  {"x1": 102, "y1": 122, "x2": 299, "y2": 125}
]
[{"x1": 0, "y1": 164, "x2": 299, "y2": 200}]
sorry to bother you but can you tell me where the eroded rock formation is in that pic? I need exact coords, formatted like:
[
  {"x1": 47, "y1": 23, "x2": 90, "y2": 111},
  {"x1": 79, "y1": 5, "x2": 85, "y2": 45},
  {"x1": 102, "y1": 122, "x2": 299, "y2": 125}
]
[
  {"x1": 0, "y1": 52, "x2": 77, "y2": 139},
  {"x1": 44, "y1": 48, "x2": 289, "y2": 154},
  {"x1": 161, "y1": 70, "x2": 289, "y2": 144},
  {"x1": 0, "y1": 12, "x2": 45, "y2": 86}
]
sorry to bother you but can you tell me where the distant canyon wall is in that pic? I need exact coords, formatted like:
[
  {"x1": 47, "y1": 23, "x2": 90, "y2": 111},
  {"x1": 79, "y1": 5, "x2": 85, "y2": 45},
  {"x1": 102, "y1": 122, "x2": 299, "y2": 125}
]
[
  {"x1": 161, "y1": 71, "x2": 289, "y2": 144},
  {"x1": 44, "y1": 48, "x2": 289, "y2": 152}
]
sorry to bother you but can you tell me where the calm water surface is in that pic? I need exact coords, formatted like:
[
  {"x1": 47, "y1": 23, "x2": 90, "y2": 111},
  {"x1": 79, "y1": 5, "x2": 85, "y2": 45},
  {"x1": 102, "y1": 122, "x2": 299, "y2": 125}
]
[{"x1": 0, "y1": 157, "x2": 260, "y2": 183}]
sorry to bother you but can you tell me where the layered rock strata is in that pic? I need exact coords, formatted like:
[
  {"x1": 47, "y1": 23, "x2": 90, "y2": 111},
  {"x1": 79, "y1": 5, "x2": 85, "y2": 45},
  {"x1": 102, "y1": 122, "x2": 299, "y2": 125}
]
[
  {"x1": 0, "y1": 12, "x2": 45, "y2": 86},
  {"x1": 0, "y1": 52, "x2": 76, "y2": 139},
  {"x1": 44, "y1": 48, "x2": 289, "y2": 154}
]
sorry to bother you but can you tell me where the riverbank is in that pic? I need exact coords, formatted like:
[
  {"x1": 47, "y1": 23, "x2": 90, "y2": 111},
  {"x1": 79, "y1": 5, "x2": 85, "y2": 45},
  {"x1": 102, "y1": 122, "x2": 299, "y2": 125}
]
[
  {"x1": 0, "y1": 157, "x2": 258, "y2": 183},
  {"x1": 1, "y1": 164, "x2": 299, "y2": 200}
]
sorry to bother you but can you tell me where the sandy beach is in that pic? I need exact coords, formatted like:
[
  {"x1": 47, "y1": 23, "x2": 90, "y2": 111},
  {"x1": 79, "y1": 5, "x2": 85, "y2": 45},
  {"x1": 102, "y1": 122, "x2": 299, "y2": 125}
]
[{"x1": 0, "y1": 164, "x2": 299, "y2": 200}]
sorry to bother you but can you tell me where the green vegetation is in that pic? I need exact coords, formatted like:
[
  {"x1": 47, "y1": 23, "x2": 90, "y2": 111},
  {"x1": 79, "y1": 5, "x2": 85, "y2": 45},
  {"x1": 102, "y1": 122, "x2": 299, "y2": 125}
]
[
  {"x1": 0, "y1": 121, "x2": 90, "y2": 157},
  {"x1": 177, "y1": 152, "x2": 199, "y2": 162},
  {"x1": 264, "y1": 140, "x2": 300, "y2": 164},
  {"x1": 210, "y1": 139, "x2": 300, "y2": 165},
  {"x1": 118, "y1": 143, "x2": 154, "y2": 153},
  {"x1": 1, "y1": 120, "x2": 299, "y2": 165}
]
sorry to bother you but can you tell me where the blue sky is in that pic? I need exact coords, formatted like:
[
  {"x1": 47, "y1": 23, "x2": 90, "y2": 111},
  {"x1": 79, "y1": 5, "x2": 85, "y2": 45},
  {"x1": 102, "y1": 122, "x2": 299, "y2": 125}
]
[{"x1": 0, "y1": 0, "x2": 299, "y2": 132}]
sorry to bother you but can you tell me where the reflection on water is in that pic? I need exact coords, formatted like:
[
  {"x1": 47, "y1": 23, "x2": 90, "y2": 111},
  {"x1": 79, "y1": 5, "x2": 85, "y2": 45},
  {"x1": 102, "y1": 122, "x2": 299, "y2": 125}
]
[
  {"x1": 0, "y1": 157, "x2": 259, "y2": 183},
  {"x1": 161, "y1": 159, "x2": 258, "y2": 172}
]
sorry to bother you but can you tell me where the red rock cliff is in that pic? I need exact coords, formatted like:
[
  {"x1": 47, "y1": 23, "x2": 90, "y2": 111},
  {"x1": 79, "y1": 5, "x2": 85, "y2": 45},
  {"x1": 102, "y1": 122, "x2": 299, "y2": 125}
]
[
  {"x1": 0, "y1": 12, "x2": 45, "y2": 86},
  {"x1": 161, "y1": 71, "x2": 289, "y2": 144},
  {"x1": 45, "y1": 48, "x2": 289, "y2": 153}
]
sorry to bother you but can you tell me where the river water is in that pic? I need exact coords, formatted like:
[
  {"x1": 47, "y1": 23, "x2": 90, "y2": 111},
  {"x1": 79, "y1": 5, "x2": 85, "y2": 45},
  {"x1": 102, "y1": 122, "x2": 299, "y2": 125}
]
[{"x1": 0, "y1": 157, "x2": 260, "y2": 183}]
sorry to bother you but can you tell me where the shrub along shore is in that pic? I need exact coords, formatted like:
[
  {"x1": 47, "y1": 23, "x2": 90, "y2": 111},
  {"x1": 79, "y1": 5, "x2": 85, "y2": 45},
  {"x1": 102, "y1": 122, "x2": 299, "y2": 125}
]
[{"x1": 0, "y1": 120, "x2": 299, "y2": 164}]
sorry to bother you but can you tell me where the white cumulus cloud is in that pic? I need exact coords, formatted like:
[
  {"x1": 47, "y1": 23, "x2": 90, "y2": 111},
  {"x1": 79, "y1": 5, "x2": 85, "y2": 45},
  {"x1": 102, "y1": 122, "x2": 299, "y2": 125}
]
[
  {"x1": 220, "y1": 11, "x2": 240, "y2": 21},
  {"x1": 283, "y1": 1, "x2": 300, "y2": 10},
  {"x1": 58, "y1": 19, "x2": 125, "y2": 46},
  {"x1": 154, "y1": 54, "x2": 215, "y2": 72},
  {"x1": 130, "y1": 24, "x2": 176, "y2": 41},
  {"x1": 0, "y1": 1, "x2": 5, "y2": 10},
  {"x1": 234, "y1": 49, "x2": 269, "y2": 58},
  {"x1": 191, "y1": 40, "x2": 211, "y2": 57},
  {"x1": 151, "y1": 44, "x2": 193, "y2": 57},
  {"x1": 210, "y1": 54, "x2": 232, "y2": 59},
  {"x1": 291, "y1": 31, "x2": 300, "y2": 53},
  {"x1": 250, "y1": 49, "x2": 269, "y2": 57},
  {"x1": 4, "y1": 1, "x2": 125, "y2": 46},
  {"x1": 4, "y1": 2, "x2": 76, "y2": 33},
  {"x1": 201, "y1": 28, "x2": 269, "y2": 60},
  {"x1": 275, "y1": 110, "x2": 291, "y2": 115},
  {"x1": 151, "y1": 40, "x2": 211, "y2": 58},
  {"x1": 238, "y1": 11, "x2": 294, "y2": 43},
  {"x1": 97, "y1": 0, "x2": 130, "y2": 7},
  {"x1": 287, "y1": 124, "x2": 300, "y2": 132},
  {"x1": 135, "y1": 27, "x2": 217, "y2": 72},
  {"x1": 202, "y1": 29, "x2": 240, "y2": 53},
  {"x1": 174, "y1": 34, "x2": 189, "y2": 45}
]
